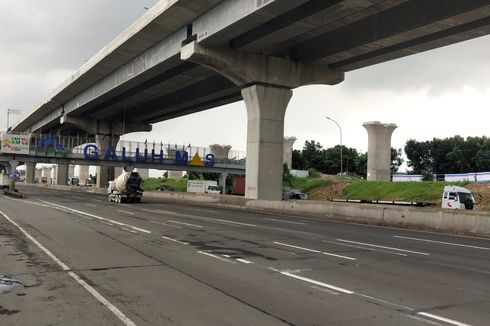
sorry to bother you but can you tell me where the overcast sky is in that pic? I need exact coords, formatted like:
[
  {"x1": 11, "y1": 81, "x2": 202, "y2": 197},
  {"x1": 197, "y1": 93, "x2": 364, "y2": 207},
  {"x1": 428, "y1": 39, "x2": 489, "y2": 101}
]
[{"x1": 2, "y1": 1, "x2": 490, "y2": 172}]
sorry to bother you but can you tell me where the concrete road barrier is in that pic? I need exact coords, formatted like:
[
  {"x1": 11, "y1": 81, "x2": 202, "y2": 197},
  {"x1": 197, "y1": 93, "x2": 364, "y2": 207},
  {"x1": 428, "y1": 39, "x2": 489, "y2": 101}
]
[{"x1": 17, "y1": 184, "x2": 490, "y2": 238}]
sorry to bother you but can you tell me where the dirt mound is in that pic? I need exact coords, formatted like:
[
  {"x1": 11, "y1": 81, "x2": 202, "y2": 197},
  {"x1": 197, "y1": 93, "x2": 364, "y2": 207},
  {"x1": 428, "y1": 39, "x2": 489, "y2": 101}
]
[
  {"x1": 466, "y1": 183, "x2": 490, "y2": 210},
  {"x1": 310, "y1": 179, "x2": 348, "y2": 201}
]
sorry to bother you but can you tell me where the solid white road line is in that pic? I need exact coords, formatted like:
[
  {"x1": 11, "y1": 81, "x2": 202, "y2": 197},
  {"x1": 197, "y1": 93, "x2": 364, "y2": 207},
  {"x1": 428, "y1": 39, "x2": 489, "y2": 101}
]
[
  {"x1": 141, "y1": 209, "x2": 177, "y2": 215},
  {"x1": 405, "y1": 314, "x2": 446, "y2": 326},
  {"x1": 168, "y1": 220, "x2": 203, "y2": 228},
  {"x1": 161, "y1": 236, "x2": 188, "y2": 246},
  {"x1": 216, "y1": 219, "x2": 256, "y2": 227},
  {"x1": 100, "y1": 221, "x2": 114, "y2": 227},
  {"x1": 39, "y1": 200, "x2": 151, "y2": 234},
  {"x1": 324, "y1": 240, "x2": 408, "y2": 256},
  {"x1": 336, "y1": 239, "x2": 429, "y2": 255},
  {"x1": 198, "y1": 251, "x2": 236, "y2": 264},
  {"x1": 264, "y1": 218, "x2": 306, "y2": 225},
  {"x1": 417, "y1": 312, "x2": 472, "y2": 326},
  {"x1": 322, "y1": 252, "x2": 357, "y2": 261},
  {"x1": 149, "y1": 220, "x2": 182, "y2": 229},
  {"x1": 0, "y1": 210, "x2": 137, "y2": 326},
  {"x1": 236, "y1": 258, "x2": 253, "y2": 264},
  {"x1": 280, "y1": 271, "x2": 354, "y2": 294},
  {"x1": 394, "y1": 235, "x2": 490, "y2": 250},
  {"x1": 274, "y1": 241, "x2": 356, "y2": 260},
  {"x1": 356, "y1": 293, "x2": 414, "y2": 312},
  {"x1": 274, "y1": 241, "x2": 321, "y2": 253},
  {"x1": 117, "y1": 210, "x2": 135, "y2": 215}
]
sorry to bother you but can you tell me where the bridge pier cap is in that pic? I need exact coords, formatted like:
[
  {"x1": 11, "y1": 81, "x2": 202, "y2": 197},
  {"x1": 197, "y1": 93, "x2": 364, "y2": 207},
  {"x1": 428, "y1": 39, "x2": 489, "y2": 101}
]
[
  {"x1": 181, "y1": 41, "x2": 343, "y2": 201},
  {"x1": 181, "y1": 41, "x2": 344, "y2": 88},
  {"x1": 363, "y1": 121, "x2": 397, "y2": 181}
]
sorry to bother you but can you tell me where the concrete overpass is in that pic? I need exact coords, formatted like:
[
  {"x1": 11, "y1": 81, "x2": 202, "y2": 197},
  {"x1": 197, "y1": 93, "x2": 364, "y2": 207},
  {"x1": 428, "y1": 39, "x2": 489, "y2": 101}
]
[{"x1": 12, "y1": 0, "x2": 490, "y2": 200}]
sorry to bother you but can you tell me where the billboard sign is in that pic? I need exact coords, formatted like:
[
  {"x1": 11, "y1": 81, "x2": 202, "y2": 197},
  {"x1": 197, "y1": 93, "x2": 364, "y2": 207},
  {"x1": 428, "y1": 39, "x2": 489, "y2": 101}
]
[{"x1": 1, "y1": 134, "x2": 30, "y2": 155}]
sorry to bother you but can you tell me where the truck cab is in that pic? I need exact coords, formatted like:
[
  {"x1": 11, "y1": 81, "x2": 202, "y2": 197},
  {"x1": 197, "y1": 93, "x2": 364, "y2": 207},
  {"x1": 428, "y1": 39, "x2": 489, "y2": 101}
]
[{"x1": 442, "y1": 186, "x2": 475, "y2": 210}]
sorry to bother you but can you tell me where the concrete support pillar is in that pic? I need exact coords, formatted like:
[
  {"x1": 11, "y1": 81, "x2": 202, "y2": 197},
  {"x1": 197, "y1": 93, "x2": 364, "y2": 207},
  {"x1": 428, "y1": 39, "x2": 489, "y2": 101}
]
[
  {"x1": 181, "y1": 41, "x2": 343, "y2": 201},
  {"x1": 68, "y1": 165, "x2": 75, "y2": 178},
  {"x1": 219, "y1": 172, "x2": 228, "y2": 194},
  {"x1": 242, "y1": 85, "x2": 292, "y2": 200},
  {"x1": 8, "y1": 160, "x2": 19, "y2": 191},
  {"x1": 283, "y1": 137, "x2": 297, "y2": 169},
  {"x1": 95, "y1": 134, "x2": 119, "y2": 188},
  {"x1": 79, "y1": 165, "x2": 90, "y2": 184},
  {"x1": 363, "y1": 121, "x2": 397, "y2": 181},
  {"x1": 115, "y1": 167, "x2": 125, "y2": 176},
  {"x1": 25, "y1": 163, "x2": 36, "y2": 184},
  {"x1": 56, "y1": 164, "x2": 69, "y2": 186}
]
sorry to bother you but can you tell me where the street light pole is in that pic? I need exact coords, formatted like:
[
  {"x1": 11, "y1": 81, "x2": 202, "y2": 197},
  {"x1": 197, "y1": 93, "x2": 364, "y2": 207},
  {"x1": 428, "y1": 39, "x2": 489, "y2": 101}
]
[{"x1": 326, "y1": 117, "x2": 343, "y2": 175}]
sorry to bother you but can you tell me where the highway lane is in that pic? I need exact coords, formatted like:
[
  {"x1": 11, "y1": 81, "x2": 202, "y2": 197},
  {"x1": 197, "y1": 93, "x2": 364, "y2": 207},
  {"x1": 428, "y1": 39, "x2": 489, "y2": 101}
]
[{"x1": 0, "y1": 185, "x2": 489, "y2": 326}]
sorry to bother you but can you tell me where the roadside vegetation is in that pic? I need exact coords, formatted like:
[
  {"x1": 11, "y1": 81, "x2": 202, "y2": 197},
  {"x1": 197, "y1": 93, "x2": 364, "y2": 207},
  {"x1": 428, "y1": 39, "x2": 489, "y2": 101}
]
[
  {"x1": 141, "y1": 177, "x2": 187, "y2": 192},
  {"x1": 140, "y1": 173, "x2": 490, "y2": 210},
  {"x1": 341, "y1": 181, "x2": 445, "y2": 202}
]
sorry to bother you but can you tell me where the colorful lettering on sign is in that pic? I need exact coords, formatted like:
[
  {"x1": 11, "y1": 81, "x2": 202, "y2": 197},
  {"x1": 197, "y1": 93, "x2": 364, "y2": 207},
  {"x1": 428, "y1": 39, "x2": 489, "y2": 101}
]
[
  {"x1": 81, "y1": 145, "x2": 215, "y2": 167},
  {"x1": 84, "y1": 144, "x2": 99, "y2": 160}
]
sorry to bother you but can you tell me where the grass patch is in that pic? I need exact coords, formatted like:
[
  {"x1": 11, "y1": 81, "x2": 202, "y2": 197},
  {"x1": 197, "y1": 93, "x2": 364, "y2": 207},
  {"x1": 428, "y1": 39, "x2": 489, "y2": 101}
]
[
  {"x1": 342, "y1": 181, "x2": 449, "y2": 202},
  {"x1": 287, "y1": 177, "x2": 332, "y2": 194},
  {"x1": 141, "y1": 177, "x2": 187, "y2": 192}
]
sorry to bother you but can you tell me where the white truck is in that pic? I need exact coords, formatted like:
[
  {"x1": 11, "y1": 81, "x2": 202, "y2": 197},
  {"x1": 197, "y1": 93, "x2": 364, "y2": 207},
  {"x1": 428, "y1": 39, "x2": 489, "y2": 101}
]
[
  {"x1": 186, "y1": 180, "x2": 220, "y2": 194},
  {"x1": 441, "y1": 186, "x2": 475, "y2": 210},
  {"x1": 108, "y1": 172, "x2": 143, "y2": 203}
]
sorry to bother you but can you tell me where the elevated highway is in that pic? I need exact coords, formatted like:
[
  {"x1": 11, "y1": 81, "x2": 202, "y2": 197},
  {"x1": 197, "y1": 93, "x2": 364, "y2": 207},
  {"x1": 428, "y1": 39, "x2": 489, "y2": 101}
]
[{"x1": 11, "y1": 0, "x2": 490, "y2": 199}]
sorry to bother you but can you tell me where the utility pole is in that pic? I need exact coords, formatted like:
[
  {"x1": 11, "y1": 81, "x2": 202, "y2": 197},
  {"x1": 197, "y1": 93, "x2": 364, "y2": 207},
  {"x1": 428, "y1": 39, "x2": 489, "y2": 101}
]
[{"x1": 326, "y1": 117, "x2": 343, "y2": 175}]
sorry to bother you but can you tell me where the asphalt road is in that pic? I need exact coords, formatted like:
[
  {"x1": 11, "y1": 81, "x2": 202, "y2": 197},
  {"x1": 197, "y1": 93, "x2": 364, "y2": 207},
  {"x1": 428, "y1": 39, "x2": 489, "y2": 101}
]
[{"x1": 1, "y1": 185, "x2": 489, "y2": 326}]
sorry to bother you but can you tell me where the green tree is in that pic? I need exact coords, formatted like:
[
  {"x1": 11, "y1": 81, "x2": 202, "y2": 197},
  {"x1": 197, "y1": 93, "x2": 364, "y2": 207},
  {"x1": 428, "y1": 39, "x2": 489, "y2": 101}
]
[
  {"x1": 405, "y1": 139, "x2": 432, "y2": 174},
  {"x1": 391, "y1": 148, "x2": 404, "y2": 173},
  {"x1": 291, "y1": 149, "x2": 305, "y2": 170}
]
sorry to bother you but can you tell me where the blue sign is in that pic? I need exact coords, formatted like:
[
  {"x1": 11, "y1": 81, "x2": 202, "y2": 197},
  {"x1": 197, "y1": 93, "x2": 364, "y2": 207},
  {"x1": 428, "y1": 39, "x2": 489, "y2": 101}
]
[{"x1": 9, "y1": 171, "x2": 21, "y2": 180}]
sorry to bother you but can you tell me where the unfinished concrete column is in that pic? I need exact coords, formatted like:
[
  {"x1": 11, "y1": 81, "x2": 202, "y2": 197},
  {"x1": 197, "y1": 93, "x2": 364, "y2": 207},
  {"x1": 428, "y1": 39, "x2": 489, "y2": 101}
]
[
  {"x1": 25, "y1": 163, "x2": 36, "y2": 184},
  {"x1": 56, "y1": 164, "x2": 69, "y2": 186},
  {"x1": 363, "y1": 121, "x2": 397, "y2": 181},
  {"x1": 210, "y1": 144, "x2": 232, "y2": 161},
  {"x1": 96, "y1": 134, "x2": 120, "y2": 188},
  {"x1": 283, "y1": 137, "x2": 297, "y2": 169},
  {"x1": 242, "y1": 85, "x2": 292, "y2": 200}
]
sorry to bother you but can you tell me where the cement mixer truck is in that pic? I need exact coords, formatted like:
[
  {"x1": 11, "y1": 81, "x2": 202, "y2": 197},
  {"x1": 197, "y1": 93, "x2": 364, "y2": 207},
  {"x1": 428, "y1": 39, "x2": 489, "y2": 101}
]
[{"x1": 108, "y1": 172, "x2": 143, "y2": 203}]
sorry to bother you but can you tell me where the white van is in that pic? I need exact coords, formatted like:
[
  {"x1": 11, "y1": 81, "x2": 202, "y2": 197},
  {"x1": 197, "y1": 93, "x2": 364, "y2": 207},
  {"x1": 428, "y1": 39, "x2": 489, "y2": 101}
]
[
  {"x1": 441, "y1": 186, "x2": 475, "y2": 210},
  {"x1": 205, "y1": 185, "x2": 222, "y2": 194}
]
